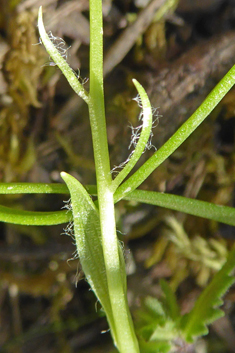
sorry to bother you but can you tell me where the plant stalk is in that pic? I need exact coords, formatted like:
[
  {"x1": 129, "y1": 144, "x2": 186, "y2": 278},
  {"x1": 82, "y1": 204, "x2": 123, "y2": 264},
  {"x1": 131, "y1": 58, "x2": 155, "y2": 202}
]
[{"x1": 88, "y1": 0, "x2": 139, "y2": 351}]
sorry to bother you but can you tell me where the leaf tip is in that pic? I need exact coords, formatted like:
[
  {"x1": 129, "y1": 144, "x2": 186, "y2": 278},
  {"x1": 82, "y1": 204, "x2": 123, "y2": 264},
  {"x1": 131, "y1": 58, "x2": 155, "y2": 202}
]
[
  {"x1": 60, "y1": 172, "x2": 68, "y2": 180},
  {"x1": 132, "y1": 79, "x2": 145, "y2": 96},
  {"x1": 132, "y1": 78, "x2": 139, "y2": 90},
  {"x1": 38, "y1": 6, "x2": 44, "y2": 31},
  {"x1": 38, "y1": 6, "x2": 42, "y2": 20},
  {"x1": 60, "y1": 172, "x2": 74, "y2": 185}
]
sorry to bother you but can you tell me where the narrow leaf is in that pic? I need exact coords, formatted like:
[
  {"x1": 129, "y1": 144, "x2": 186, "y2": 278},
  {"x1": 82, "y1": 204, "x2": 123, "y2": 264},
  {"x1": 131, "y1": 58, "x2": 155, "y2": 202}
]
[
  {"x1": 124, "y1": 189, "x2": 235, "y2": 227},
  {"x1": 111, "y1": 79, "x2": 153, "y2": 192},
  {"x1": 0, "y1": 182, "x2": 97, "y2": 195},
  {"x1": 0, "y1": 205, "x2": 71, "y2": 225},
  {"x1": 0, "y1": 182, "x2": 69, "y2": 194},
  {"x1": 38, "y1": 7, "x2": 89, "y2": 103}
]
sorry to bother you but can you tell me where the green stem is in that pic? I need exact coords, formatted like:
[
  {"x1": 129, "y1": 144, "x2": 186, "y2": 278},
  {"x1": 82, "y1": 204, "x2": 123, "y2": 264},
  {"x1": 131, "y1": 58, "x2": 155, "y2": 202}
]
[
  {"x1": 88, "y1": 0, "x2": 111, "y2": 185},
  {"x1": 114, "y1": 65, "x2": 235, "y2": 202},
  {"x1": 89, "y1": 1, "x2": 139, "y2": 351}
]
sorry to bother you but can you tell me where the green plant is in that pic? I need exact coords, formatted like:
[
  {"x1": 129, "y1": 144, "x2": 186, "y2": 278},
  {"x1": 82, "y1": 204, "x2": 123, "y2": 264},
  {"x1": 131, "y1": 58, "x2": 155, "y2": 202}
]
[{"x1": 1, "y1": 1, "x2": 235, "y2": 352}]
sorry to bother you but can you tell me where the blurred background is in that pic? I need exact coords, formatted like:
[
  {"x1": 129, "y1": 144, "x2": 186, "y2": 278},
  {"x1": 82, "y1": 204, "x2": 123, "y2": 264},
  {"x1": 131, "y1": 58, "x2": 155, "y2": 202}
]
[{"x1": 0, "y1": 0, "x2": 235, "y2": 352}]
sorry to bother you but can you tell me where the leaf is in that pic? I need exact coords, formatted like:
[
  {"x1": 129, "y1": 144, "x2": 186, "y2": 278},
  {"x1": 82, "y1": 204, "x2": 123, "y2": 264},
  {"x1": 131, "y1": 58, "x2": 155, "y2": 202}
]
[
  {"x1": 0, "y1": 182, "x2": 95, "y2": 225},
  {"x1": 0, "y1": 182, "x2": 69, "y2": 194},
  {"x1": 0, "y1": 182, "x2": 71, "y2": 225},
  {"x1": 123, "y1": 189, "x2": 235, "y2": 227},
  {"x1": 139, "y1": 339, "x2": 171, "y2": 353},
  {"x1": 0, "y1": 182, "x2": 97, "y2": 195},
  {"x1": 38, "y1": 7, "x2": 89, "y2": 104},
  {"x1": 180, "y1": 246, "x2": 235, "y2": 342},
  {"x1": 111, "y1": 79, "x2": 153, "y2": 192},
  {"x1": 150, "y1": 320, "x2": 178, "y2": 341},
  {"x1": 135, "y1": 295, "x2": 177, "y2": 344},
  {"x1": 160, "y1": 279, "x2": 180, "y2": 321},
  {"x1": 0, "y1": 205, "x2": 71, "y2": 225},
  {"x1": 60, "y1": 172, "x2": 118, "y2": 344}
]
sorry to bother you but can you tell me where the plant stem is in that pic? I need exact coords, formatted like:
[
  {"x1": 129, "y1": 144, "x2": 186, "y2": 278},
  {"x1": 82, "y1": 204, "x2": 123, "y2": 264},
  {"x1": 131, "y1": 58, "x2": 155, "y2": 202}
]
[{"x1": 88, "y1": 1, "x2": 139, "y2": 351}]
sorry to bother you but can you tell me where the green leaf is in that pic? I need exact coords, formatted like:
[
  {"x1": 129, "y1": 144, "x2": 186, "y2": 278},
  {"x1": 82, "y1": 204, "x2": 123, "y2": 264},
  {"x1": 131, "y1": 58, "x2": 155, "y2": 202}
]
[
  {"x1": 60, "y1": 172, "x2": 118, "y2": 344},
  {"x1": 150, "y1": 320, "x2": 178, "y2": 341},
  {"x1": 0, "y1": 182, "x2": 69, "y2": 194},
  {"x1": 136, "y1": 297, "x2": 166, "y2": 333},
  {"x1": 111, "y1": 79, "x2": 153, "y2": 192},
  {"x1": 0, "y1": 182, "x2": 71, "y2": 225},
  {"x1": 38, "y1": 7, "x2": 89, "y2": 104},
  {"x1": 135, "y1": 296, "x2": 169, "y2": 341},
  {"x1": 124, "y1": 189, "x2": 235, "y2": 227},
  {"x1": 180, "y1": 246, "x2": 235, "y2": 342},
  {"x1": 160, "y1": 279, "x2": 180, "y2": 321},
  {"x1": 139, "y1": 339, "x2": 171, "y2": 353},
  {"x1": 0, "y1": 205, "x2": 71, "y2": 225},
  {"x1": 0, "y1": 182, "x2": 97, "y2": 195},
  {"x1": 135, "y1": 291, "x2": 180, "y2": 347},
  {"x1": 0, "y1": 182, "x2": 97, "y2": 226}
]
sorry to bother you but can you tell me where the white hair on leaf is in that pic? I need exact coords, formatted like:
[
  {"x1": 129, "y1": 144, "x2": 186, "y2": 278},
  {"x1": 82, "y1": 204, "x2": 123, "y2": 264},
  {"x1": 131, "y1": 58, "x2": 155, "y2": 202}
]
[{"x1": 111, "y1": 96, "x2": 160, "y2": 175}]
